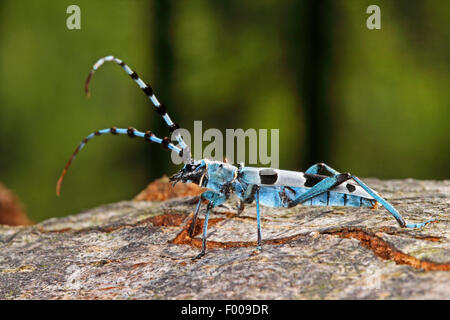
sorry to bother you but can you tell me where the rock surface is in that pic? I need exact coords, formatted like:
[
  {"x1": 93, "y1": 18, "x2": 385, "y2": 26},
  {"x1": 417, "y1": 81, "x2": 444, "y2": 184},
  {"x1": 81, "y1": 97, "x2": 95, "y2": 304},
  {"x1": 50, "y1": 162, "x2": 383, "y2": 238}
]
[{"x1": 0, "y1": 179, "x2": 448, "y2": 299}]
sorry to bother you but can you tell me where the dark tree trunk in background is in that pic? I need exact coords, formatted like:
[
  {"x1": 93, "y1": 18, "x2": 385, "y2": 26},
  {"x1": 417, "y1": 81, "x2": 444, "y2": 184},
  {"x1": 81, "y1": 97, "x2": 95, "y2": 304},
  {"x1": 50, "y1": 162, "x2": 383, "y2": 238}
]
[
  {"x1": 0, "y1": 1, "x2": 6, "y2": 174},
  {"x1": 289, "y1": 0, "x2": 334, "y2": 168},
  {"x1": 149, "y1": 0, "x2": 175, "y2": 179}
]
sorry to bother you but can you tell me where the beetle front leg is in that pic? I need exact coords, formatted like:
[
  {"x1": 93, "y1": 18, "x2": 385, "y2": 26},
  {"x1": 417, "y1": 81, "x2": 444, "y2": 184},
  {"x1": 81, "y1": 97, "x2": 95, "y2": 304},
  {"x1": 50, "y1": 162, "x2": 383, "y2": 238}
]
[
  {"x1": 192, "y1": 202, "x2": 213, "y2": 260},
  {"x1": 236, "y1": 200, "x2": 245, "y2": 215},
  {"x1": 188, "y1": 198, "x2": 203, "y2": 238},
  {"x1": 192, "y1": 190, "x2": 228, "y2": 260}
]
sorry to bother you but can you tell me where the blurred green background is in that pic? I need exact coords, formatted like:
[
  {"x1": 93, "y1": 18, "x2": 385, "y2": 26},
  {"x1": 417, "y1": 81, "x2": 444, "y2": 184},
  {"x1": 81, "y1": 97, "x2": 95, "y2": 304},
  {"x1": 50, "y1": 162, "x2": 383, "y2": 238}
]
[{"x1": 0, "y1": 0, "x2": 448, "y2": 222}]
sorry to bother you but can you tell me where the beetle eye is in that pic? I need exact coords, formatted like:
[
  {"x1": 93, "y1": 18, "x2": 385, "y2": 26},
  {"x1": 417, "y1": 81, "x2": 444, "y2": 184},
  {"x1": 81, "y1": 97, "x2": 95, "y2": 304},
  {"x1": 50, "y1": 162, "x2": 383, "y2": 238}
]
[{"x1": 187, "y1": 164, "x2": 197, "y2": 171}]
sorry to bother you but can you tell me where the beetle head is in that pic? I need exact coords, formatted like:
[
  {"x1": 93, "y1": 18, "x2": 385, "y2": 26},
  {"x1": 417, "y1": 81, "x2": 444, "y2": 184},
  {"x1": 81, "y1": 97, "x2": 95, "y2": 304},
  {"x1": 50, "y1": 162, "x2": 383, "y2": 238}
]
[{"x1": 169, "y1": 160, "x2": 207, "y2": 186}]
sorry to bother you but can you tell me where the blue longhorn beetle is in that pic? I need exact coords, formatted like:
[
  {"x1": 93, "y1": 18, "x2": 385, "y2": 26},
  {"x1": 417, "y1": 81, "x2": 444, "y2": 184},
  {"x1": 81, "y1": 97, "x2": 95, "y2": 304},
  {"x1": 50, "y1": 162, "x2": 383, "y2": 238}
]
[{"x1": 57, "y1": 56, "x2": 435, "y2": 260}]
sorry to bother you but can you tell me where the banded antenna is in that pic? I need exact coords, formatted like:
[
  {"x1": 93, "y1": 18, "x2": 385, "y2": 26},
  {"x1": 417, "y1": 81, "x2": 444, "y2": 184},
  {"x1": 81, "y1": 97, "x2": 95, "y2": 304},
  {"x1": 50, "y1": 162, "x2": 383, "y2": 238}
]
[
  {"x1": 56, "y1": 56, "x2": 193, "y2": 196},
  {"x1": 56, "y1": 126, "x2": 183, "y2": 196},
  {"x1": 85, "y1": 55, "x2": 191, "y2": 163}
]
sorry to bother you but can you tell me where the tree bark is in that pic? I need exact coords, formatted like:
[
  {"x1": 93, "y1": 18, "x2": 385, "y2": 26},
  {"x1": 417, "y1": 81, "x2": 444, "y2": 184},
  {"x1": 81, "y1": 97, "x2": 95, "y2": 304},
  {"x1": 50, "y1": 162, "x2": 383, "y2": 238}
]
[{"x1": 0, "y1": 178, "x2": 448, "y2": 299}]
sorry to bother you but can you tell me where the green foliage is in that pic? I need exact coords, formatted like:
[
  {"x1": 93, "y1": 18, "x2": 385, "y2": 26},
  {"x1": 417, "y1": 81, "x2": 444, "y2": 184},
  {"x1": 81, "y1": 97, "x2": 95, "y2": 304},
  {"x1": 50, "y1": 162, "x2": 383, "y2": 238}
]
[{"x1": 0, "y1": 0, "x2": 447, "y2": 222}]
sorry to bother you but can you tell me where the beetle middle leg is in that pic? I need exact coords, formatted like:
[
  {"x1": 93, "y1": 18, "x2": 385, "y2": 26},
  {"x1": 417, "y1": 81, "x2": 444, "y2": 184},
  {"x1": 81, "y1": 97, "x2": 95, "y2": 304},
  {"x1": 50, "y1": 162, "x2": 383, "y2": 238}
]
[{"x1": 237, "y1": 184, "x2": 262, "y2": 251}]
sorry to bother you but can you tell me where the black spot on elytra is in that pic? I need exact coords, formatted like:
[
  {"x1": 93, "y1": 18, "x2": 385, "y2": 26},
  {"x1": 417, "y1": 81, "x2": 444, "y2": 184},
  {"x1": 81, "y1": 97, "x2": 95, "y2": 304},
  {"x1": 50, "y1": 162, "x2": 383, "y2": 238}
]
[
  {"x1": 346, "y1": 183, "x2": 356, "y2": 193},
  {"x1": 260, "y1": 168, "x2": 278, "y2": 184},
  {"x1": 303, "y1": 173, "x2": 326, "y2": 187}
]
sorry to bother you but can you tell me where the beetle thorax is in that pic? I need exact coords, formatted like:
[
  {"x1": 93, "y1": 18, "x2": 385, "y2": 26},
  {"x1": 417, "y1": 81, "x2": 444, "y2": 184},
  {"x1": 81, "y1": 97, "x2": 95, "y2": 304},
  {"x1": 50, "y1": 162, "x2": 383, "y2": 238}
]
[{"x1": 203, "y1": 160, "x2": 238, "y2": 191}]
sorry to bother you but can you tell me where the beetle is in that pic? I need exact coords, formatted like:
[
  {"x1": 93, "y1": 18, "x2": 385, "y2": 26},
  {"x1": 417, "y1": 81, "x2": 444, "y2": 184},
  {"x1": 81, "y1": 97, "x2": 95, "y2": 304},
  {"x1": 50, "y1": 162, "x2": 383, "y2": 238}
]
[{"x1": 57, "y1": 56, "x2": 435, "y2": 259}]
